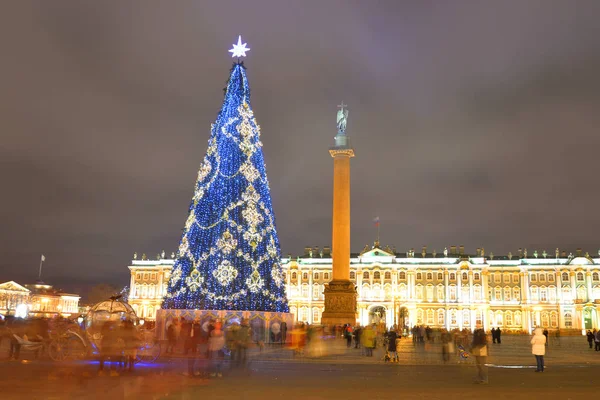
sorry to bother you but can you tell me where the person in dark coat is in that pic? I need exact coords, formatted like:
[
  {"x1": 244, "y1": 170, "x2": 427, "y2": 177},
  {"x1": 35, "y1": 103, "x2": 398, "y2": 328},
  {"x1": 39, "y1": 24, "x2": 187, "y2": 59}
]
[
  {"x1": 491, "y1": 327, "x2": 497, "y2": 344},
  {"x1": 496, "y1": 327, "x2": 502, "y2": 344},
  {"x1": 186, "y1": 319, "x2": 202, "y2": 376},
  {"x1": 586, "y1": 330, "x2": 595, "y2": 349},
  {"x1": 543, "y1": 329, "x2": 549, "y2": 347},
  {"x1": 471, "y1": 324, "x2": 488, "y2": 384},
  {"x1": 387, "y1": 330, "x2": 399, "y2": 362}
]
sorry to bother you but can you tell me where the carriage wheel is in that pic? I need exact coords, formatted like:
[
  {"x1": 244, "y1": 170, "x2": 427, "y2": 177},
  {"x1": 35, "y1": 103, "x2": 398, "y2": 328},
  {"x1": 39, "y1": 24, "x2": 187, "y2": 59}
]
[
  {"x1": 66, "y1": 336, "x2": 87, "y2": 360},
  {"x1": 135, "y1": 341, "x2": 161, "y2": 364},
  {"x1": 48, "y1": 339, "x2": 67, "y2": 362}
]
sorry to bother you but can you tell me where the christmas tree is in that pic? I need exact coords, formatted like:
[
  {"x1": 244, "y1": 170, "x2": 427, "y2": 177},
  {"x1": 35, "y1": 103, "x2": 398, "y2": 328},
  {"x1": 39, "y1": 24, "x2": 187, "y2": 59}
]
[{"x1": 162, "y1": 38, "x2": 288, "y2": 312}]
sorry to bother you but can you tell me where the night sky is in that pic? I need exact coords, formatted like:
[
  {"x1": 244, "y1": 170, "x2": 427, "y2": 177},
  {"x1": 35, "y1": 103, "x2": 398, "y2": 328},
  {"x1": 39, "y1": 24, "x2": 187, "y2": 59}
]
[{"x1": 1, "y1": 1, "x2": 600, "y2": 295}]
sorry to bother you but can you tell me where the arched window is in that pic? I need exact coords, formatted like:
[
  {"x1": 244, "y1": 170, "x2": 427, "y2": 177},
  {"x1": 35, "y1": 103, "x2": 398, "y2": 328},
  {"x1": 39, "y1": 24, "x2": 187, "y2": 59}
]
[
  {"x1": 437, "y1": 309, "x2": 445, "y2": 326},
  {"x1": 577, "y1": 272, "x2": 584, "y2": 281},
  {"x1": 593, "y1": 272, "x2": 599, "y2": 282},
  {"x1": 301, "y1": 284, "x2": 309, "y2": 298},
  {"x1": 313, "y1": 272, "x2": 319, "y2": 280},
  {"x1": 594, "y1": 285, "x2": 600, "y2": 300},
  {"x1": 562, "y1": 286, "x2": 572, "y2": 302},
  {"x1": 494, "y1": 287, "x2": 502, "y2": 301},
  {"x1": 462, "y1": 310, "x2": 470, "y2": 327},
  {"x1": 426, "y1": 272, "x2": 433, "y2": 281},
  {"x1": 384, "y1": 285, "x2": 392, "y2": 300},
  {"x1": 426, "y1": 309, "x2": 434, "y2": 325},
  {"x1": 416, "y1": 284, "x2": 424, "y2": 300},
  {"x1": 462, "y1": 272, "x2": 468, "y2": 281},
  {"x1": 461, "y1": 286, "x2": 470, "y2": 302},
  {"x1": 548, "y1": 274, "x2": 555, "y2": 282},
  {"x1": 503, "y1": 286, "x2": 511, "y2": 301},
  {"x1": 550, "y1": 312, "x2": 558, "y2": 328},
  {"x1": 449, "y1": 309, "x2": 457, "y2": 326},
  {"x1": 513, "y1": 287, "x2": 521, "y2": 301},
  {"x1": 437, "y1": 285, "x2": 445, "y2": 301},
  {"x1": 362, "y1": 284, "x2": 371, "y2": 299},
  {"x1": 561, "y1": 272, "x2": 569, "y2": 282},
  {"x1": 324, "y1": 273, "x2": 330, "y2": 280},
  {"x1": 473, "y1": 284, "x2": 482, "y2": 301},
  {"x1": 540, "y1": 286, "x2": 548, "y2": 302},
  {"x1": 495, "y1": 310, "x2": 503, "y2": 326},
  {"x1": 399, "y1": 283, "x2": 407, "y2": 300},
  {"x1": 147, "y1": 306, "x2": 154, "y2": 319},
  {"x1": 384, "y1": 271, "x2": 391, "y2": 280},
  {"x1": 505, "y1": 311, "x2": 513, "y2": 326},
  {"x1": 530, "y1": 273, "x2": 537, "y2": 282},
  {"x1": 416, "y1": 272, "x2": 422, "y2": 280},
  {"x1": 149, "y1": 285, "x2": 155, "y2": 298},
  {"x1": 474, "y1": 272, "x2": 480, "y2": 281},
  {"x1": 577, "y1": 285, "x2": 586, "y2": 300},
  {"x1": 417, "y1": 309, "x2": 424, "y2": 325},
  {"x1": 299, "y1": 307, "x2": 308, "y2": 322},
  {"x1": 541, "y1": 312, "x2": 549, "y2": 327},
  {"x1": 539, "y1": 273, "x2": 546, "y2": 282},
  {"x1": 564, "y1": 312, "x2": 573, "y2": 328},
  {"x1": 374, "y1": 271, "x2": 381, "y2": 280},
  {"x1": 530, "y1": 286, "x2": 539, "y2": 301},
  {"x1": 449, "y1": 285, "x2": 457, "y2": 301},
  {"x1": 313, "y1": 284, "x2": 320, "y2": 300},
  {"x1": 514, "y1": 311, "x2": 522, "y2": 327},
  {"x1": 437, "y1": 272, "x2": 443, "y2": 280},
  {"x1": 373, "y1": 284, "x2": 382, "y2": 300},
  {"x1": 302, "y1": 273, "x2": 308, "y2": 280},
  {"x1": 449, "y1": 273, "x2": 456, "y2": 281},
  {"x1": 350, "y1": 271, "x2": 355, "y2": 280},
  {"x1": 398, "y1": 271, "x2": 406, "y2": 280},
  {"x1": 503, "y1": 273, "x2": 510, "y2": 283},
  {"x1": 426, "y1": 284, "x2": 434, "y2": 301},
  {"x1": 313, "y1": 308, "x2": 320, "y2": 324},
  {"x1": 363, "y1": 271, "x2": 370, "y2": 279},
  {"x1": 292, "y1": 272, "x2": 297, "y2": 280},
  {"x1": 548, "y1": 286, "x2": 556, "y2": 302}
]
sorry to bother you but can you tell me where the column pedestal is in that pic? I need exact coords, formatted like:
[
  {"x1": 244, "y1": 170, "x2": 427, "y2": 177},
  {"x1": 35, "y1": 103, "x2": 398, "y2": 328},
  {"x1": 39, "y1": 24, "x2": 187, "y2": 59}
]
[{"x1": 321, "y1": 280, "x2": 357, "y2": 326}]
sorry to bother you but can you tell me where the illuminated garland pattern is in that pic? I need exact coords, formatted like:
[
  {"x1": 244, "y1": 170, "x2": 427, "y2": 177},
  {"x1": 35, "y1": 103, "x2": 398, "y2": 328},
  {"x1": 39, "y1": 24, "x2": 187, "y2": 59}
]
[{"x1": 162, "y1": 63, "x2": 289, "y2": 312}]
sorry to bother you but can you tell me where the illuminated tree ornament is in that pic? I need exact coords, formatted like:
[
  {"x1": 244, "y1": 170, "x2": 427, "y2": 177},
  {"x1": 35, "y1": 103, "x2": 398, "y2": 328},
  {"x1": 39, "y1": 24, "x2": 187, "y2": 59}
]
[
  {"x1": 228, "y1": 35, "x2": 250, "y2": 58},
  {"x1": 161, "y1": 45, "x2": 288, "y2": 312}
]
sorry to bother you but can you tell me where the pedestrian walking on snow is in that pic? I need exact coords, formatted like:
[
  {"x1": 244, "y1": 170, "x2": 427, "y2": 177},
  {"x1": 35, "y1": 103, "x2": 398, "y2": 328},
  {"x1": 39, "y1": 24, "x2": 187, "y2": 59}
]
[{"x1": 531, "y1": 328, "x2": 546, "y2": 372}]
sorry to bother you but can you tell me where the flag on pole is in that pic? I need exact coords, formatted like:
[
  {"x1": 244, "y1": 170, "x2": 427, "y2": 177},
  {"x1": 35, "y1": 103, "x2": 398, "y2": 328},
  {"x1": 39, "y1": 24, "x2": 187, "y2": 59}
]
[
  {"x1": 41, "y1": 254, "x2": 45, "y2": 262},
  {"x1": 373, "y1": 216, "x2": 380, "y2": 227}
]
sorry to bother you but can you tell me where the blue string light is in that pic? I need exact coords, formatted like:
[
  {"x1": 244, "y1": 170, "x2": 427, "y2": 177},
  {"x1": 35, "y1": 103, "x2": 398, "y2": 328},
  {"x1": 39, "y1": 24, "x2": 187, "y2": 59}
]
[{"x1": 162, "y1": 62, "x2": 289, "y2": 313}]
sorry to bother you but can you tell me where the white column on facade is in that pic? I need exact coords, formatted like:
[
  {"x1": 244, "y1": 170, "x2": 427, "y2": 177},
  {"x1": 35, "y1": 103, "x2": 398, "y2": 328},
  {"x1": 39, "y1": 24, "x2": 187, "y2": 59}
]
[
  {"x1": 469, "y1": 271, "x2": 474, "y2": 304},
  {"x1": 408, "y1": 271, "x2": 415, "y2": 300},
  {"x1": 457, "y1": 307, "x2": 463, "y2": 330},
  {"x1": 521, "y1": 272, "x2": 529, "y2": 303},
  {"x1": 457, "y1": 269, "x2": 462, "y2": 303},
  {"x1": 586, "y1": 271, "x2": 593, "y2": 302},
  {"x1": 308, "y1": 268, "x2": 313, "y2": 323},
  {"x1": 570, "y1": 271, "x2": 577, "y2": 300},
  {"x1": 556, "y1": 270, "x2": 563, "y2": 303},
  {"x1": 157, "y1": 268, "x2": 164, "y2": 299},
  {"x1": 444, "y1": 270, "x2": 450, "y2": 302}
]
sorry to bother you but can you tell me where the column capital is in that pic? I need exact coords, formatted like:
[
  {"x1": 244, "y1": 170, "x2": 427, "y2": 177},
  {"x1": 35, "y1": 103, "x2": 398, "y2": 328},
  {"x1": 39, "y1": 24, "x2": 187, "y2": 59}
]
[{"x1": 329, "y1": 148, "x2": 355, "y2": 158}]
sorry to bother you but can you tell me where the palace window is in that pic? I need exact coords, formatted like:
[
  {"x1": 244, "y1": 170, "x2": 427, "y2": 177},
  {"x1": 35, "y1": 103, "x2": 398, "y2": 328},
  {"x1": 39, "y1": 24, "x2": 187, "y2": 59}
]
[
  {"x1": 292, "y1": 272, "x2": 297, "y2": 280},
  {"x1": 593, "y1": 272, "x2": 599, "y2": 282},
  {"x1": 449, "y1": 285, "x2": 457, "y2": 301},
  {"x1": 494, "y1": 287, "x2": 502, "y2": 301},
  {"x1": 301, "y1": 284, "x2": 309, "y2": 298},
  {"x1": 437, "y1": 309, "x2": 445, "y2": 326},
  {"x1": 302, "y1": 273, "x2": 308, "y2": 280},
  {"x1": 324, "y1": 273, "x2": 330, "y2": 280},
  {"x1": 313, "y1": 284, "x2": 320, "y2": 300},
  {"x1": 540, "y1": 287, "x2": 548, "y2": 302},
  {"x1": 350, "y1": 271, "x2": 355, "y2": 280},
  {"x1": 548, "y1": 274, "x2": 555, "y2": 282},
  {"x1": 373, "y1": 284, "x2": 382, "y2": 300},
  {"x1": 417, "y1": 309, "x2": 424, "y2": 325},
  {"x1": 426, "y1": 285, "x2": 434, "y2": 302},
  {"x1": 151, "y1": 273, "x2": 156, "y2": 280},
  {"x1": 149, "y1": 285, "x2": 155, "y2": 298},
  {"x1": 314, "y1": 272, "x2": 319, "y2": 280},
  {"x1": 530, "y1": 273, "x2": 537, "y2": 283},
  {"x1": 514, "y1": 311, "x2": 522, "y2": 327},
  {"x1": 474, "y1": 272, "x2": 480, "y2": 281},
  {"x1": 550, "y1": 312, "x2": 558, "y2": 328},
  {"x1": 384, "y1": 271, "x2": 391, "y2": 280},
  {"x1": 449, "y1": 273, "x2": 456, "y2": 281},
  {"x1": 513, "y1": 287, "x2": 521, "y2": 301},
  {"x1": 503, "y1": 286, "x2": 511, "y2": 301},
  {"x1": 450, "y1": 309, "x2": 457, "y2": 326},
  {"x1": 144, "y1": 273, "x2": 149, "y2": 280},
  {"x1": 462, "y1": 272, "x2": 468, "y2": 281},
  {"x1": 437, "y1": 272, "x2": 443, "y2": 280},
  {"x1": 505, "y1": 311, "x2": 513, "y2": 326},
  {"x1": 548, "y1": 286, "x2": 556, "y2": 302},
  {"x1": 512, "y1": 274, "x2": 520, "y2": 284},
  {"x1": 437, "y1": 285, "x2": 445, "y2": 301},
  {"x1": 384, "y1": 285, "x2": 392, "y2": 300},
  {"x1": 426, "y1": 309, "x2": 434, "y2": 325},
  {"x1": 577, "y1": 272, "x2": 584, "y2": 281},
  {"x1": 530, "y1": 286, "x2": 539, "y2": 301},
  {"x1": 362, "y1": 284, "x2": 371, "y2": 299},
  {"x1": 374, "y1": 271, "x2": 381, "y2": 280},
  {"x1": 577, "y1": 285, "x2": 586, "y2": 300},
  {"x1": 461, "y1": 287, "x2": 470, "y2": 302},
  {"x1": 539, "y1": 273, "x2": 546, "y2": 282},
  {"x1": 594, "y1": 286, "x2": 600, "y2": 300},
  {"x1": 562, "y1": 286, "x2": 572, "y2": 302},
  {"x1": 473, "y1": 284, "x2": 482, "y2": 301},
  {"x1": 363, "y1": 271, "x2": 369, "y2": 279},
  {"x1": 313, "y1": 308, "x2": 320, "y2": 324},
  {"x1": 398, "y1": 271, "x2": 406, "y2": 280},
  {"x1": 541, "y1": 312, "x2": 549, "y2": 328},
  {"x1": 494, "y1": 274, "x2": 500, "y2": 283},
  {"x1": 462, "y1": 310, "x2": 470, "y2": 327},
  {"x1": 416, "y1": 272, "x2": 422, "y2": 280},
  {"x1": 399, "y1": 284, "x2": 408, "y2": 300},
  {"x1": 426, "y1": 272, "x2": 433, "y2": 281},
  {"x1": 416, "y1": 285, "x2": 424, "y2": 300},
  {"x1": 299, "y1": 307, "x2": 308, "y2": 323},
  {"x1": 561, "y1": 272, "x2": 569, "y2": 282},
  {"x1": 475, "y1": 310, "x2": 483, "y2": 326},
  {"x1": 503, "y1": 273, "x2": 510, "y2": 283},
  {"x1": 495, "y1": 311, "x2": 503, "y2": 326},
  {"x1": 564, "y1": 312, "x2": 573, "y2": 328},
  {"x1": 136, "y1": 273, "x2": 141, "y2": 280}
]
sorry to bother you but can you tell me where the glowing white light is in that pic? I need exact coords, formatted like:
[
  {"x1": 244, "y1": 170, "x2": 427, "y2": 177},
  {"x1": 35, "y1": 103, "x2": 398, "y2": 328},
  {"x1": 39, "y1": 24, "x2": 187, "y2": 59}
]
[
  {"x1": 15, "y1": 304, "x2": 28, "y2": 318},
  {"x1": 229, "y1": 35, "x2": 250, "y2": 58}
]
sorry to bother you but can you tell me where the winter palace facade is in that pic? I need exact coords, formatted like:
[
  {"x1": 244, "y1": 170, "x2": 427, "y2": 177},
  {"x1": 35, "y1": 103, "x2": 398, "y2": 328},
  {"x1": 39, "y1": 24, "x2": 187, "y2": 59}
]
[{"x1": 128, "y1": 245, "x2": 600, "y2": 333}]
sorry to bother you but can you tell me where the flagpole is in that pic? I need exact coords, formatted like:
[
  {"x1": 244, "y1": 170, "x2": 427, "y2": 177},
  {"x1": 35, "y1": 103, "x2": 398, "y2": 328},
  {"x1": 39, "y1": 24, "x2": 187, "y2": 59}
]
[{"x1": 38, "y1": 258, "x2": 43, "y2": 279}]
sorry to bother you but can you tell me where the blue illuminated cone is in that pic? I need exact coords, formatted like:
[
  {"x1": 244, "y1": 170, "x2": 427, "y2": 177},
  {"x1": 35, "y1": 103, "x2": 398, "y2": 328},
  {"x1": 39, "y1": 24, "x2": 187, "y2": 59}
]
[{"x1": 162, "y1": 62, "x2": 289, "y2": 312}]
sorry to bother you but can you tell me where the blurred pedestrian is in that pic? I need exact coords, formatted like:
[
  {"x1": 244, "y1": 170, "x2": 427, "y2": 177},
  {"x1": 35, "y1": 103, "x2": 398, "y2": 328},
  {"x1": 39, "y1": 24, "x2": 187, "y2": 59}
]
[
  {"x1": 99, "y1": 322, "x2": 120, "y2": 376},
  {"x1": 122, "y1": 320, "x2": 139, "y2": 372},
  {"x1": 362, "y1": 325, "x2": 376, "y2": 357},
  {"x1": 387, "y1": 329, "x2": 399, "y2": 363},
  {"x1": 441, "y1": 329, "x2": 452, "y2": 363},
  {"x1": 208, "y1": 322, "x2": 225, "y2": 378},
  {"x1": 543, "y1": 328, "x2": 549, "y2": 347},
  {"x1": 186, "y1": 318, "x2": 202, "y2": 376},
  {"x1": 470, "y1": 324, "x2": 488, "y2": 384},
  {"x1": 235, "y1": 319, "x2": 251, "y2": 367},
  {"x1": 166, "y1": 320, "x2": 177, "y2": 354},
  {"x1": 586, "y1": 330, "x2": 594, "y2": 349},
  {"x1": 531, "y1": 327, "x2": 546, "y2": 372},
  {"x1": 595, "y1": 329, "x2": 600, "y2": 351}
]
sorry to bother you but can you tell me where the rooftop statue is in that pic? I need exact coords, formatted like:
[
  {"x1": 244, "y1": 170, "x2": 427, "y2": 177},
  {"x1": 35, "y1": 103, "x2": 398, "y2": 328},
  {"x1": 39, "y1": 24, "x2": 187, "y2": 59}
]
[{"x1": 336, "y1": 102, "x2": 348, "y2": 135}]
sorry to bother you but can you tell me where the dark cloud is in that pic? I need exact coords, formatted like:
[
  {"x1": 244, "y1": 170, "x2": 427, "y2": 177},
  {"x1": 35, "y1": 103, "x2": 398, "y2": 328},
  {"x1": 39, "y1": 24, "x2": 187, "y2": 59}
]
[{"x1": 1, "y1": 1, "x2": 600, "y2": 292}]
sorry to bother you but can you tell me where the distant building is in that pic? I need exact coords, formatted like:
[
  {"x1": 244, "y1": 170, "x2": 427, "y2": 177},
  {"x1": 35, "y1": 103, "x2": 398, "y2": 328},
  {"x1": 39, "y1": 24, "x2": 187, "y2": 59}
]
[
  {"x1": 128, "y1": 245, "x2": 600, "y2": 333},
  {"x1": 0, "y1": 281, "x2": 30, "y2": 317},
  {"x1": 25, "y1": 282, "x2": 80, "y2": 318}
]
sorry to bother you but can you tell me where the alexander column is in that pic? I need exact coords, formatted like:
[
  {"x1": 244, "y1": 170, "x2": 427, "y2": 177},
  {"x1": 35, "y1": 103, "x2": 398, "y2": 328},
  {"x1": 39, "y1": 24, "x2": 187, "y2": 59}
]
[{"x1": 321, "y1": 103, "x2": 358, "y2": 326}]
